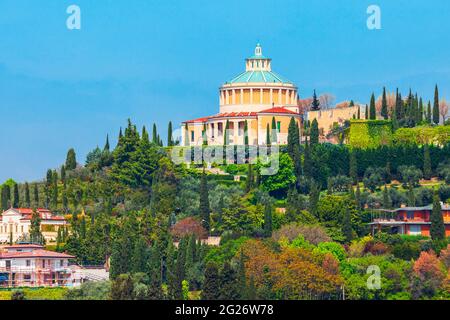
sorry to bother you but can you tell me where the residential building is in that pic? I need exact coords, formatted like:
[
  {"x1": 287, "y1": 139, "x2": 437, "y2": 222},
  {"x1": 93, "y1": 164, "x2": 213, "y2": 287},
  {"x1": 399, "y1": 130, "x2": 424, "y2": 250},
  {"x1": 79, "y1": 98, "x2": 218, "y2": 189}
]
[
  {"x1": 369, "y1": 203, "x2": 450, "y2": 236},
  {"x1": 0, "y1": 244, "x2": 75, "y2": 287},
  {"x1": 0, "y1": 208, "x2": 67, "y2": 243}
]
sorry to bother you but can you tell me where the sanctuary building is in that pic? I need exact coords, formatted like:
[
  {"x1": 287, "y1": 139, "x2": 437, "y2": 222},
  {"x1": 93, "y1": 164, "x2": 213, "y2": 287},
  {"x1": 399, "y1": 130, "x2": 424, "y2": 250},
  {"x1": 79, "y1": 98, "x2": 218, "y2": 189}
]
[{"x1": 182, "y1": 44, "x2": 302, "y2": 146}]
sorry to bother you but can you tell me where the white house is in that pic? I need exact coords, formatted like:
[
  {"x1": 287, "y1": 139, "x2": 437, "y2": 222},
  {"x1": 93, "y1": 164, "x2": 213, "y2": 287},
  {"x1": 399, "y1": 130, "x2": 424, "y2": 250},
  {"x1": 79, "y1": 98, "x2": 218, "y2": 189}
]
[{"x1": 0, "y1": 208, "x2": 67, "y2": 243}]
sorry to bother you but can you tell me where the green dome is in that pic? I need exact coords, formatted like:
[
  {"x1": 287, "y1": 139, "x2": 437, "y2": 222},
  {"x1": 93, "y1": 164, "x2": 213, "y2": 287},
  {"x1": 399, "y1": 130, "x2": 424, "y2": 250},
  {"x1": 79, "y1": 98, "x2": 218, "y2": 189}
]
[{"x1": 226, "y1": 70, "x2": 293, "y2": 84}]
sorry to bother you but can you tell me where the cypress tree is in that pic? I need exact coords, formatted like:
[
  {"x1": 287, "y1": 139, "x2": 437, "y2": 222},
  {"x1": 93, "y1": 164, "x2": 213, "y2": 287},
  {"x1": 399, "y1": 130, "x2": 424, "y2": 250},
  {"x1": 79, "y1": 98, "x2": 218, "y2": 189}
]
[
  {"x1": 427, "y1": 101, "x2": 432, "y2": 124},
  {"x1": 52, "y1": 171, "x2": 58, "y2": 209},
  {"x1": 33, "y1": 183, "x2": 39, "y2": 207},
  {"x1": 357, "y1": 106, "x2": 361, "y2": 119},
  {"x1": 224, "y1": 119, "x2": 230, "y2": 145},
  {"x1": 13, "y1": 184, "x2": 19, "y2": 208},
  {"x1": 263, "y1": 198, "x2": 273, "y2": 237},
  {"x1": 433, "y1": 85, "x2": 440, "y2": 124},
  {"x1": 167, "y1": 121, "x2": 173, "y2": 146},
  {"x1": 104, "y1": 134, "x2": 110, "y2": 151},
  {"x1": 303, "y1": 138, "x2": 312, "y2": 179},
  {"x1": 271, "y1": 117, "x2": 277, "y2": 144},
  {"x1": 219, "y1": 262, "x2": 240, "y2": 300},
  {"x1": 265, "y1": 123, "x2": 270, "y2": 145},
  {"x1": 65, "y1": 148, "x2": 77, "y2": 170},
  {"x1": 202, "y1": 262, "x2": 220, "y2": 300},
  {"x1": 423, "y1": 144, "x2": 432, "y2": 180},
  {"x1": 418, "y1": 97, "x2": 424, "y2": 123},
  {"x1": 1, "y1": 185, "x2": 10, "y2": 210},
  {"x1": 60, "y1": 165, "x2": 66, "y2": 183},
  {"x1": 349, "y1": 100, "x2": 355, "y2": 107},
  {"x1": 236, "y1": 251, "x2": 247, "y2": 299},
  {"x1": 245, "y1": 164, "x2": 253, "y2": 193},
  {"x1": 152, "y1": 123, "x2": 158, "y2": 144},
  {"x1": 199, "y1": 169, "x2": 210, "y2": 232},
  {"x1": 369, "y1": 93, "x2": 376, "y2": 120},
  {"x1": 308, "y1": 180, "x2": 320, "y2": 219},
  {"x1": 355, "y1": 182, "x2": 362, "y2": 210},
  {"x1": 349, "y1": 151, "x2": 358, "y2": 184},
  {"x1": 365, "y1": 104, "x2": 369, "y2": 120},
  {"x1": 287, "y1": 117, "x2": 299, "y2": 158},
  {"x1": 342, "y1": 206, "x2": 353, "y2": 243},
  {"x1": 311, "y1": 90, "x2": 320, "y2": 111},
  {"x1": 382, "y1": 185, "x2": 391, "y2": 209},
  {"x1": 381, "y1": 87, "x2": 388, "y2": 119},
  {"x1": 430, "y1": 192, "x2": 445, "y2": 240},
  {"x1": 310, "y1": 118, "x2": 319, "y2": 145},
  {"x1": 24, "y1": 182, "x2": 31, "y2": 208}
]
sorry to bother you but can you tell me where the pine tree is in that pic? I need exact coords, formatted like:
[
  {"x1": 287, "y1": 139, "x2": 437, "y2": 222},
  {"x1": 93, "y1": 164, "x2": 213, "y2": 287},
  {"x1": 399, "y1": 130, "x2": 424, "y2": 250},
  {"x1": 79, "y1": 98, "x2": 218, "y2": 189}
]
[
  {"x1": 365, "y1": 104, "x2": 369, "y2": 120},
  {"x1": 433, "y1": 85, "x2": 440, "y2": 124},
  {"x1": 199, "y1": 169, "x2": 210, "y2": 232},
  {"x1": 266, "y1": 123, "x2": 270, "y2": 145},
  {"x1": 224, "y1": 119, "x2": 230, "y2": 145},
  {"x1": 24, "y1": 182, "x2": 31, "y2": 208},
  {"x1": 287, "y1": 117, "x2": 299, "y2": 158},
  {"x1": 152, "y1": 123, "x2": 158, "y2": 144},
  {"x1": 310, "y1": 119, "x2": 319, "y2": 145},
  {"x1": 423, "y1": 144, "x2": 432, "y2": 180},
  {"x1": 381, "y1": 87, "x2": 388, "y2": 119},
  {"x1": 311, "y1": 90, "x2": 320, "y2": 111},
  {"x1": 369, "y1": 93, "x2": 376, "y2": 120},
  {"x1": 167, "y1": 121, "x2": 173, "y2": 146},
  {"x1": 30, "y1": 210, "x2": 43, "y2": 244},
  {"x1": 60, "y1": 165, "x2": 66, "y2": 183},
  {"x1": 13, "y1": 183, "x2": 19, "y2": 208},
  {"x1": 202, "y1": 262, "x2": 220, "y2": 300},
  {"x1": 357, "y1": 106, "x2": 361, "y2": 119},
  {"x1": 65, "y1": 148, "x2": 77, "y2": 170},
  {"x1": 430, "y1": 192, "x2": 445, "y2": 240},
  {"x1": 418, "y1": 97, "x2": 424, "y2": 123},
  {"x1": 271, "y1": 117, "x2": 277, "y2": 144}
]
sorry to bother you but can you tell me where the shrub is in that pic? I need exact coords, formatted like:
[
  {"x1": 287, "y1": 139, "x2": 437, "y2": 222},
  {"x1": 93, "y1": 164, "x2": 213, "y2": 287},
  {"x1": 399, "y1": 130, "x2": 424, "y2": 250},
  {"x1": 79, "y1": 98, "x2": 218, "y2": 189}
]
[{"x1": 272, "y1": 224, "x2": 331, "y2": 245}]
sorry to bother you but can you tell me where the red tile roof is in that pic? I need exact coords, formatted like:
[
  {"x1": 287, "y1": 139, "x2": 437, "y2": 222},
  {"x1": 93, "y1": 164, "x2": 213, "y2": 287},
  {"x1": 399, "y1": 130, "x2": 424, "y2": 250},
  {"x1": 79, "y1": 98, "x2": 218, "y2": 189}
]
[
  {"x1": 183, "y1": 112, "x2": 258, "y2": 124},
  {"x1": 258, "y1": 107, "x2": 298, "y2": 115},
  {"x1": 0, "y1": 208, "x2": 66, "y2": 222},
  {"x1": 0, "y1": 249, "x2": 75, "y2": 259}
]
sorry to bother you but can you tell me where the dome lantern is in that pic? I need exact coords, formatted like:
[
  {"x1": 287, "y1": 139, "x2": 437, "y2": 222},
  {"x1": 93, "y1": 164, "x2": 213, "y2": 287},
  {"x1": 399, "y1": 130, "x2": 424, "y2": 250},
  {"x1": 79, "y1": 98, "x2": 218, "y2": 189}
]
[{"x1": 245, "y1": 43, "x2": 271, "y2": 72}]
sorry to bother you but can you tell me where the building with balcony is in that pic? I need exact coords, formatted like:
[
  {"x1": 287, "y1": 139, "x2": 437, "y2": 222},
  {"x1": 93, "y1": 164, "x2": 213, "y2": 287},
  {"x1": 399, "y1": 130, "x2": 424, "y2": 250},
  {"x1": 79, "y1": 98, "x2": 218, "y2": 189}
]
[
  {"x1": 181, "y1": 44, "x2": 302, "y2": 146},
  {"x1": 369, "y1": 203, "x2": 450, "y2": 236},
  {"x1": 0, "y1": 208, "x2": 68, "y2": 243},
  {"x1": 0, "y1": 244, "x2": 76, "y2": 287}
]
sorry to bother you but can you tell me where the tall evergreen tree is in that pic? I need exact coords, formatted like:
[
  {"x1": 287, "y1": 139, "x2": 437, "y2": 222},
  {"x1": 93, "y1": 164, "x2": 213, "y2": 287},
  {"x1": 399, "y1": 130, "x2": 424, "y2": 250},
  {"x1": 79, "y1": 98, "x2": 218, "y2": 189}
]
[
  {"x1": 349, "y1": 151, "x2": 358, "y2": 184},
  {"x1": 245, "y1": 164, "x2": 254, "y2": 193},
  {"x1": 310, "y1": 119, "x2": 319, "y2": 145},
  {"x1": 13, "y1": 183, "x2": 19, "y2": 208},
  {"x1": 418, "y1": 97, "x2": 424, "y2": 123},
  {"x1": 427, "y1": 101, "x2": 432, "y2": 124},
  {"x1": 30, "y1": 210, "x2": 43, "y2": 244},
  {"x1": 1, "y1": 185, "x2": 10, "y2": 210},
  {"x1": 219, "y1": 262, "x2": 240, "y2": 299},
  {"x1": 342, "y1": 206, "x2": 353, "y2": 243},
  {"x1": 65, "y1": 148, "x2": 77, "y2": 170},
  {"x1": 311, "y1": 90, "x2": 320, "y2": 111},
  {"x1": 423, "y1": 144, "x2": 432, "y2": 180},
  {"x1": 382, "y1": 185, "x2": 391, "y2": 209},
  {"x1": 199, "y1": 169, "x2": 210, "y2": 232},
  {"x1": 263, "y1": 198, "x2": 273, "y2": 237},
  {"x1": 224, "y1": 119, "x2": 230, "y2": 145},
  {"x1": 381, "y1": 87, "x2": 388, "y2": 119},
  {"x1": 52, "y1": 170, "x2": 58, "y2": 209},
  {"x1": 24, "y1": 182, "x2": 31, "y2": 208},
  {"x1": 357, "y1": 106, "x2": 361, "y2": 119},
  {"x1": 369, "y1": 93, "x2": 376, "y2": 120},
  {"x1": 308, "y1": 180, "x2": 320, "y2": 219},
  {"x1": 60, "y1": 165, "x2": 66, "y2": 183},
  {"x1": 33, "y1": 183, "x2": 39, "y2": 207},
  {"x1": 104, "y1": 134, "x2": 110, "y2": 151},
  {"x1": 271, "y1": 117, "x2": 277, "y2": 144},
  {"x1": 167, "y1": 121, "x2": 173, "y2": 146},
  {"x1": 430, "y1": 192, "x2": 445, "y2": 240},
  {"x1": 152, "y1": 123, "x2": 158, "y2": 144},
  {"x1": 265, "y1": 123, "x2": 270, "y2": 145},
  {"x1": 202, "y1": 262, "x2": 220, "y2": 300},
  {"x1": 433, "y1": 84, "x2": 440, "y2": 124},
  {"x1": 287, "y1": 117, "x2": 299, "y2": 158}
]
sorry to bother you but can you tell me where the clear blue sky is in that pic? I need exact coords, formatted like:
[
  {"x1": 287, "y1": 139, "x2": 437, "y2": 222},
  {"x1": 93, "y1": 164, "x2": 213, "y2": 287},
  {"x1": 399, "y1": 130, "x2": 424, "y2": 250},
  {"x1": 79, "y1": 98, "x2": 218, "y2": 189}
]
[{"x1": 1, "y1": 0, "x2": 450, "y2": 182}]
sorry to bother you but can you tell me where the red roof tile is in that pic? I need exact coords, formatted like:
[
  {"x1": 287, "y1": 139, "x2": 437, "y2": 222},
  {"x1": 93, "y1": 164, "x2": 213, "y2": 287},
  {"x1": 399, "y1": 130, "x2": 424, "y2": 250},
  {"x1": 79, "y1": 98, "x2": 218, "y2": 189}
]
[
  {"x1": 258, "y1": 107, "x2": 298, "y2": 115},
  {"x1": 0, "y1": 249, "x2": 75, "y2": 259}
]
